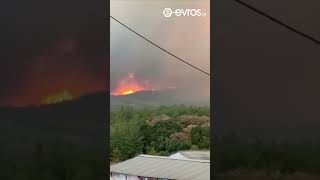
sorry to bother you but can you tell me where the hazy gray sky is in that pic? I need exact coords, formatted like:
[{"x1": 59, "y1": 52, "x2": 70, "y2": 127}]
[{"x1": 110, "y1": 0, "x2": 210, "y2": 98}]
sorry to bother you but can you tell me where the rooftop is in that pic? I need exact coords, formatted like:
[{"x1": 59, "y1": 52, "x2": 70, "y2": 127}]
[
  {"x1": 110, "y1": 154, "x2": 210, "y2": 180},
  {"x1": 171, "y1": 151, "x2": 210, "y2": 161}
]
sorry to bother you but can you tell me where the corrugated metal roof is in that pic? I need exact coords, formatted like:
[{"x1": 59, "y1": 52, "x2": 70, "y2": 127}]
[
  {"x1": 177, "y1": 151, "x2": 210, "y2": 160},
  {"x1": 110, "y1": 154, "x2": 210, "y2": 180}
]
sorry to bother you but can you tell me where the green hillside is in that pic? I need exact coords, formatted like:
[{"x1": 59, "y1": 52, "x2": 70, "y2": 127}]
[{"x1": 110, "y1": 105, "x2": 210, "y2": 163}]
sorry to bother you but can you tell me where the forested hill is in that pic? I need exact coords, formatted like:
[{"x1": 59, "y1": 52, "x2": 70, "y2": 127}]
[
  {"x1": 110, "y1": 90, "x2": 210, "y2": 109},
  {"x1": 0, "y1": 92, "x2": 108, "y2": 179},
  {"x1": 0, "y1": 91, "x2": 107, "y2": 156},
  {"x1": 110, "y1": 105, "x2": 210, "y2": 163}
]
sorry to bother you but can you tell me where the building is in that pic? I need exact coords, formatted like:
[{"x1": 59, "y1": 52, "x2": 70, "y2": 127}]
[
  {"x1": 110, "y1": 154, "x2": 210, "y2": 180},
  {"x1": 169, "y1": 151, "x2": 210, "y2": 161}
]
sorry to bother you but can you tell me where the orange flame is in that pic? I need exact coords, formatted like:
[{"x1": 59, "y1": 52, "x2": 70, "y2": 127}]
[{"x1": 111, "y1": 73, "x2": 153, "y2": 96}]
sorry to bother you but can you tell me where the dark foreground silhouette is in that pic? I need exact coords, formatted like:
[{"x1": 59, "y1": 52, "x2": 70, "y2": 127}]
[{"x1": 0, "y1": 92, "x2": 107, "y2": 179}]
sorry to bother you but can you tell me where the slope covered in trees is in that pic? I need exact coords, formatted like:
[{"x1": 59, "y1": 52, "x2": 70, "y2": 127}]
[{"x1": 110, "y1": 105, "x2": 210, "y2": 163}]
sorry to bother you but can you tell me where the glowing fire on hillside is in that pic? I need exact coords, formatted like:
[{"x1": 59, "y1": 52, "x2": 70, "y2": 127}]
[
  {"x1": 111, "y1": 73, "x2": 154, "y2": 96},
  {"x1": 41, "y1": 90, "x2": 74, "y2": 104}
]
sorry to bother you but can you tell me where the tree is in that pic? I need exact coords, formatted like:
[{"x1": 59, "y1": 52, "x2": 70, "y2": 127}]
[
  {"x1": 190, "y1": 126, "x2": 210, "y2": 149},
  {"x1": 110, "y1": 121, "x2": 144, "y2": 161},
  {"x1": 150, "y1": 120, "x2": 182, "y2": 152}
]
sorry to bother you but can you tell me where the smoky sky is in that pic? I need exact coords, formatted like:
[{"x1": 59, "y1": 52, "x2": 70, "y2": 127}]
[
  {"x1": 214, "y1": 0, "x2": 320, "y2": 138},
  {"x1": 110, "y1": 0, "x2": 210, "y2": 98},
  {"x1": 0, "y1": 0, "x2": 108, "y2": 106}
]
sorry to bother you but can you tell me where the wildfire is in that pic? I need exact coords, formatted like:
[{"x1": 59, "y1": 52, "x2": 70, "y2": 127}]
[
  {"x1": 41, "y1": 90, "x2": 73, "y2": 104},
  {"x1": 123, "y1": 89, "x2": 134, "y2": 95},
  {"x1": 111, "y1": 73, "x2": 153, "y2": 96}
]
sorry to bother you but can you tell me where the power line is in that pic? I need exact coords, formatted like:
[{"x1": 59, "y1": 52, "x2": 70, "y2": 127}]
[
  {"x1": 110, "y1": 15, "x2": 210, "y2": 77},
  {"x1": 231, "y1": 0, "x2": 320, "y2": 45}
]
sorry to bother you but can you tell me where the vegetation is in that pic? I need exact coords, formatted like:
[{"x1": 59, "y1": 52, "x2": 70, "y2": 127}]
[{"x1": 110, "y1": 105, "x2": 210, "y2": 163}]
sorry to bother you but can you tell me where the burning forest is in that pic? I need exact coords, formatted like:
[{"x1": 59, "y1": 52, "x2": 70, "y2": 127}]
[{"x1": 111, "y1": 73, "x2": 155, "y2": 96}]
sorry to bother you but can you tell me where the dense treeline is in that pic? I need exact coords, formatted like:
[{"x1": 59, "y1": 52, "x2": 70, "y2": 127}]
[
  {"x1": 214, "y1": 134, "x2": 320, "y2": 179},
  {"x1": 110, "y1": 105, "x2": 210, "y2": 163}
]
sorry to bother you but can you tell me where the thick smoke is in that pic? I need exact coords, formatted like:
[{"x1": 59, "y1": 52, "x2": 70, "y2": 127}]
[
  {"x1": 0, "y1": 0, "x2": 108, "y2": 106},
  {"x1": 110, "y1": 0, "x2": 210, "y2": 99}
]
